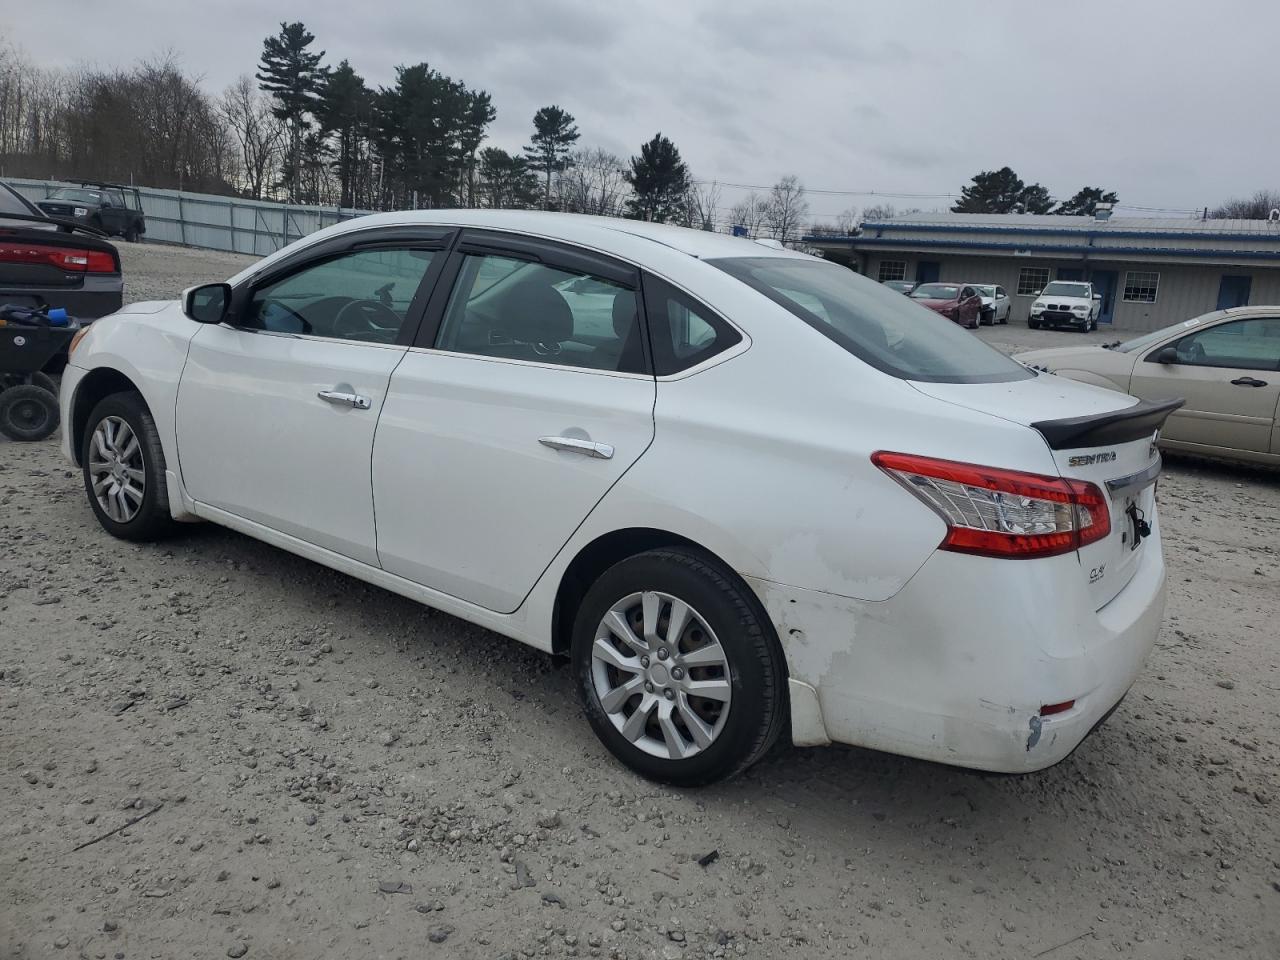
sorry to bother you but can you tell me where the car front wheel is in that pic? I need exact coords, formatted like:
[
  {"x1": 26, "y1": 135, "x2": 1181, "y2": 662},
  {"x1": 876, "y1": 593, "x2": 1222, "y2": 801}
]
[
  {"x1": 82, "y1": 391, "x2": 177, "y2": 541},
  {"x1": 572, "y1": 548, "x2": 787, "y2": 786}
]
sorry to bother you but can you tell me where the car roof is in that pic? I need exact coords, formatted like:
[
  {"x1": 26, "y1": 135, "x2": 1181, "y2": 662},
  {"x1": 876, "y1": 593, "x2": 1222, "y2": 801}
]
[{"x1": 315, "y1": 209, "x2": 813, "y2": 263}]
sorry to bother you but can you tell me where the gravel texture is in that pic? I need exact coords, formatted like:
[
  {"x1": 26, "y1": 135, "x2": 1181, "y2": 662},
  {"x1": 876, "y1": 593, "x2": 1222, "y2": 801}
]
[{"x1": 1, "y1": 243, "x2": 1278, "y2": 958}]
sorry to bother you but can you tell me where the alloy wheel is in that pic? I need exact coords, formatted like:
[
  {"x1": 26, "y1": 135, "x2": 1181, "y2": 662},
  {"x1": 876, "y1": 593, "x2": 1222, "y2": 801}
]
[
  {"x1": 89, "y1": 415, "x2": 146, "y2": 523},
  {"x1": 590, "y1": 590, "x2": 732, "y2": 760}
]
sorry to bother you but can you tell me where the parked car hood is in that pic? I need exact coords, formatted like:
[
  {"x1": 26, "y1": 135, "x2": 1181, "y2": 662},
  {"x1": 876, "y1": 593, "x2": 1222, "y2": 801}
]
[
  {"x1": 1015, "y1": 345, "x2": 1112, "y2": 365},
  {"x1": 909, "y1": 370, "x2": 1138, "y2": 429}
]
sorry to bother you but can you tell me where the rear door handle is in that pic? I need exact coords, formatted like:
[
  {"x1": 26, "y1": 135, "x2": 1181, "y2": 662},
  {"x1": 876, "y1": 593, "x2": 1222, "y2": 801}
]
[
  {"x1": 317, "y1": 389, "x2": 371, "y2": 409},
  {"x1": 1230, "y1": 376, "x2": 1268, "y2": 387},
  {"x1": 539, "y1": 436, "x2": 614, "y2": 459}
]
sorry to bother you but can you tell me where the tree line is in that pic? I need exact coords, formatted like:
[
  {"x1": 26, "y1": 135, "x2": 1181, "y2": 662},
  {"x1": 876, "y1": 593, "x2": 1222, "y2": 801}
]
[{"x1": 0, "y1": 26, "x2": 816, "y2": 239}]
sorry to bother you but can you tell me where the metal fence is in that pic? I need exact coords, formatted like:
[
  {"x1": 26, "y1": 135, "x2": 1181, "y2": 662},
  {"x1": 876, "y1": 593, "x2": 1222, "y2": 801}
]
[{"x1": 6, "y1": 178, "x2": 375, "y2": 256}]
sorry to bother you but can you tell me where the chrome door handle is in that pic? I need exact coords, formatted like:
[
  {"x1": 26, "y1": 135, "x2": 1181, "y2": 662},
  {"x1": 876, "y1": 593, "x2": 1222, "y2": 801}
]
[
  {"x1": 539, "y1": 435, "x2": 614, "y2": 459},
  {"x1": 317, "y1": 390, "x2": 371, "y2": 409}
]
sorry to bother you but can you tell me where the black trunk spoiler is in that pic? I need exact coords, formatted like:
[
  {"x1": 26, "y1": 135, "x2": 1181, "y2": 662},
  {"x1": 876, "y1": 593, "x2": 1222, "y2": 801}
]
[{"x1": 1032, "y1": 397, "x2": 1184, "y2": 450}]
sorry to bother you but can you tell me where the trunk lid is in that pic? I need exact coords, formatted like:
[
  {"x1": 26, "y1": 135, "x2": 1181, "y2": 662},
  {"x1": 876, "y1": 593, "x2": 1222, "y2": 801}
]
[{"x1": 910, "y1": 375, "x2": 1181, "y2": 608}]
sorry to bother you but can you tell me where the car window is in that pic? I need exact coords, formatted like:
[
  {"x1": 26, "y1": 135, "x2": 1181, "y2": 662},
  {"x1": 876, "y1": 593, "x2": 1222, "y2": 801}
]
[
  {"x1": 711, "y1": 257, "x2": 1033, "y2": 384},
  {"x1": 642, "y1": 274, "x2": 742, "y2": 376},
  {"x1": 910, "y1": 283, "x2": 960, "y2": 300},
  {"x1": 0, "y1": 183, "x2": 38, "y2": 219},
  {"x1": 245, "y1": 247, "x2": 436, "y2": 343},
  {"x1": 435, "y1": 253, "x2": 645, "y2": 373},
  {"x1": 1171, "y1": 317, "x2": 1280, "y2": 371},
  {"x1": 104, "y1": 189, "x2": 125, "y2": 207},
  {"x1": 996, "y1": 287, "x2": 1007, "y2": 298}
]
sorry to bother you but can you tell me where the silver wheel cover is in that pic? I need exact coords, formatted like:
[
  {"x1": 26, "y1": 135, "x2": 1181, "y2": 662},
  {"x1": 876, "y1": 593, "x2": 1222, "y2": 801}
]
[
  {"x1": 88, "y1": 416, "x2": 145, "y2": 523},
  {"x1": 590, "y1": 591, "x2": 732, "y2": 760}
]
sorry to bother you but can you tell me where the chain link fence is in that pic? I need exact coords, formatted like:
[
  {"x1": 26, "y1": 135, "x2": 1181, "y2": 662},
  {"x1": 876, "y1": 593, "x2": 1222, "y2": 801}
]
[{"x1": 6, "y1": 178, "x2": 375, "y2": 256}]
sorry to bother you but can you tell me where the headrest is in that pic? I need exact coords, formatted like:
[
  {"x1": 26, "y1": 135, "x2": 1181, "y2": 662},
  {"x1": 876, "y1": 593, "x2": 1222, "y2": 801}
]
[
  {"x1": 509, "y1": 281, "x2": 572, "y2": 344},
  {"x1": 612, "y1": 289, "x2": 638, "y2": 338}
]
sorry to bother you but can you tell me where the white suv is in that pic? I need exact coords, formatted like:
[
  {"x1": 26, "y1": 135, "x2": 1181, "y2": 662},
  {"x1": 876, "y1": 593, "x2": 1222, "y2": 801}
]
[{"x1": 1029, "y1": 281, "x2": 1102, "y2": 331}]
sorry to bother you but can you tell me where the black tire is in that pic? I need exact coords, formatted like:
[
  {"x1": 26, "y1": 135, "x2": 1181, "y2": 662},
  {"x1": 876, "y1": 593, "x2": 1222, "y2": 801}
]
[
  {"x1": 27, "y1": 371, "x2": 58, "y2": 395},
  {"x1": 1028, "y1": 318, "x2": 1040, "y2": 329},
  {"x1": 999, "y1": 312, "x2": 1008, "y2": 325},
  {"x1": 980, "y1": 309, "x2": 994, "y2": 326},
  {"x1": 124, "y1": 225, "x2": 140, "y2": 242},
  {"x1": 81, "y1": 391, "x2": 177, "y2": 541},
  {"x1": 0, "y1": 384, "x2": 59, "y2": 441},
  {"x1": 571, "y1": 548, "x2": 787, "y2": 786}
]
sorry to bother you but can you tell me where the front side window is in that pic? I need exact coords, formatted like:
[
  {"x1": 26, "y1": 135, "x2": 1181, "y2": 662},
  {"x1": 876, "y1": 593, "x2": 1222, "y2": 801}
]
[
  {"x1": 877, "y1": 260, "x2": 906, "y2": 282},
  {"x1": 1017, "y1": 267, "x2": 1050, "y2": 296},
  {"x1": 435, "y1": 254, "x2": 644, "y2": 373},
  {"x1": 1123, "y1": 271, "x2": 1160, "y2": 303},
  {"x1": 246, "y1": 247, "x2": 436, "y2": 343},
  {"x1": 711, "y1": 257, "x2": 1032, "y2": 384},
  {"x1": 1168, "y1": 317, "x2": 1280, "y2": 371}
]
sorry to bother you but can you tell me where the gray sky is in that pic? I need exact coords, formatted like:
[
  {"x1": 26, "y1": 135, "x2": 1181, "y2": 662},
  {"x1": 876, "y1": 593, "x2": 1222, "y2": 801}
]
[{"x1": 1, "y1": 0, "x2": 1269, "y2": 222}]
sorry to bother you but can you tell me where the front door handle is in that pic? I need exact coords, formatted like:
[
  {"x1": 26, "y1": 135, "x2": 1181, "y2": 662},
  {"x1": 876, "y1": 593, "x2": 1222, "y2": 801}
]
[
  {"x1": 317, "y1": 389, "x2": 371, "y2": 409},
  {"x1": 1230, "y1": 376, "x2": 1268, "y2": 387},
  {"x1": 539, "y1": 435, "x2": 614, "y2": 459}
]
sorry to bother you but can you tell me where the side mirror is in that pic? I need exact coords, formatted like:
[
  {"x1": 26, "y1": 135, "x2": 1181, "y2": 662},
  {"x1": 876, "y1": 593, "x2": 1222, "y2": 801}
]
[
  {"x1": 182, "y1": 283, "x2": 231, "y2": 324},
  {"x1": 1033, "y1": 289, "x2": 1043, "y2": 297},
  {"x1": 1093, "y1": 293, "x2": 1102, "y2": 300},
  {"x1": 1155, "y1": 346, "x2": 1178, "y2": 364}
]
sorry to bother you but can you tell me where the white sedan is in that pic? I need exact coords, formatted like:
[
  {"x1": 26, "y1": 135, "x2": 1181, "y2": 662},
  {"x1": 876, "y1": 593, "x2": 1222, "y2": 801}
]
[
  {"x1": 60, "y1": 211, "x2": 1176, "y2": 784},
  {"x1": 974, "y1": 284, "x2": 1011, "y2": 325}
]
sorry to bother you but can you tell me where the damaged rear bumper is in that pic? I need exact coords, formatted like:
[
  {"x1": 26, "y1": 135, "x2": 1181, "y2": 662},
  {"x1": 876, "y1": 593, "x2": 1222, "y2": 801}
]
[{"x1": 748, "y1": 517, "x2": 1166, "y2": 773}]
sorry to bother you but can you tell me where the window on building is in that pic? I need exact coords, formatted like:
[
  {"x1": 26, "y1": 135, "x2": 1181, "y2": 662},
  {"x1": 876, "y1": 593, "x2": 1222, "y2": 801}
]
[
  {"x1": 1123, "y1": 271, "x2": 1160, "y2": 303},
  {"x1": 1016, "y1": 267, "x2": 1050, "y2": 296},
  {"x1": 877, "y1": 261, "x2": 906, "y2": 282}
]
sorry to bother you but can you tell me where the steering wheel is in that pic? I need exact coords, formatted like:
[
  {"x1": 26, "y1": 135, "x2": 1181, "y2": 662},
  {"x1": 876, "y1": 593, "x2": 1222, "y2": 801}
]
[{"x1": 333, "y1": 299, "x2": 402, "y2": 339}]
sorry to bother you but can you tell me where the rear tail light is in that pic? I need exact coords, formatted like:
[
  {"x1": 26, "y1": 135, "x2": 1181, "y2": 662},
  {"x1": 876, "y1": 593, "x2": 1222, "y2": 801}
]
[
  {"x1": 872, "y1": 451, "x2": 1110, "y2": 559},
  {"x1": 0, "y1": 241, "x2": 117, "y2": 274}
]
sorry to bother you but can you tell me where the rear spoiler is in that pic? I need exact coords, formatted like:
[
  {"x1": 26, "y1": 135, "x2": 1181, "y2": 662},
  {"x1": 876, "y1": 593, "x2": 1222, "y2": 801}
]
[{"x1": 1032, "y1": 397, "x2": 1184, "y2": 450}]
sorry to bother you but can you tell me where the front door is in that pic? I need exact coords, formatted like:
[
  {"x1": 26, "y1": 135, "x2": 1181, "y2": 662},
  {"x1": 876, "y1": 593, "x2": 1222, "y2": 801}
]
[
  {"x1": 175, "y1": 243, "x2": 445, "y2": 565},
  {"x1": 916, "y1": 261, "x2": 940, "y2": 283},
  {"x1": 374, "y1": 235, "x2": 656, "y2": 613},
  {"x1": 1129, "y1": 315, "x2": 1280, "y2": 454},
  {"x1": 100, "y1": 187, "x2": 129, "y2": 235},
  {"x1": 1090, "y1": 270, "x2": 1117, "y2": 324},
  {"x1": 1216, "y1": 275, "x2": 1252, "y2": 310}
]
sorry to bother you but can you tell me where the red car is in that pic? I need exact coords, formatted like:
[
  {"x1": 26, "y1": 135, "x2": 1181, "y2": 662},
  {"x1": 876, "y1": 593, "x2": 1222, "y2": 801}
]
[{"x1": 908, "y1": 282, "x2": 983, "y2": 329}]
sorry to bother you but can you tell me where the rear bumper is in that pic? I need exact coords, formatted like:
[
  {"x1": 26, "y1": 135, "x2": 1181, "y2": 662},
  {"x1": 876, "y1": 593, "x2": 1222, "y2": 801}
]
[
  {"x1": 0, "y1": 284, "x2": 123, "y2": 321},
  {"x1": 749, "y1": 517, "x2": 1166, "y2": 772}
]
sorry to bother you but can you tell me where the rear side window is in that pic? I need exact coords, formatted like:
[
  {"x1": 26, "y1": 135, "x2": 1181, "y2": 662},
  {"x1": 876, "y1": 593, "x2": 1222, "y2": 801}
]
[
  {"x1": 710, "y1": 257, "x2": 1032, "y2": 384},
  {"x1": 642, "y1": 275, "x2": 741, "y2": 375}
]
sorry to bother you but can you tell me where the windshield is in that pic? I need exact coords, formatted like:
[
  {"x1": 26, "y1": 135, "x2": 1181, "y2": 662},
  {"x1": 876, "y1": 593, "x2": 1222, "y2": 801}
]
[
  {"x1": 910, "y1": 283, "x2": 960, "y2": 300},
  {"x1": 710, "y1": 257, "x2": 1033, "y2": 384},
  {"x1": 48, "y1": 188, "x2": 104, "y2": 203},
  {"x1": 1115, "y1": 315, "x2": 1208, "y2": 353},
  {"x1": 1041, "y1": 281, "x2": 1090, "y2": 298}
]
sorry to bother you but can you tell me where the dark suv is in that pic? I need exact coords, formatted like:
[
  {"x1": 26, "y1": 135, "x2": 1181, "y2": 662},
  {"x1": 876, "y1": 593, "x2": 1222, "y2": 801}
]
[{"x1": 37, "y1": 181, "x2": 146, "y2": 242}]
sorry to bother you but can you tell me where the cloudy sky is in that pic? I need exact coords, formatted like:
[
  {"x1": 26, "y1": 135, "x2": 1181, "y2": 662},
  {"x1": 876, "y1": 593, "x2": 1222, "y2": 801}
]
[{"x1": 1, "y1": 0, "x2": 1269, "y2": 223}]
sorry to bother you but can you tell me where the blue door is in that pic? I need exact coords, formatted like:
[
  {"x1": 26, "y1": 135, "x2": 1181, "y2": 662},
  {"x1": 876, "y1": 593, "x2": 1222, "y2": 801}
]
[
  {"x1": 916, "y1": 261, "x2": 940, "y2": 283},
  {"x1": 1057, "y1": 267, "x2": 1085, "y2": 281},
  {"x1": 1216, "y1": 275, "x2": 1251, "y2": 309},
  {"x1": 1089, "y1": 270, "x2": 1117, "y2": 325}
]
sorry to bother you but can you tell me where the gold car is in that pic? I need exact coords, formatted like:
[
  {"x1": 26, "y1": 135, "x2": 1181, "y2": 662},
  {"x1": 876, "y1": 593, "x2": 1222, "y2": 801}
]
[{"x1": 1017, "y1": 307, "x2": 1280, "y2": 466}]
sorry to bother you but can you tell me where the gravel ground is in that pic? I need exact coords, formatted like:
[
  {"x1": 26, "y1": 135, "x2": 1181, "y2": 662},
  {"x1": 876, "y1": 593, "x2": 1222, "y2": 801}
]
[{"x1": 2, "y1": 243, "x2": 1279, "y2": 959}]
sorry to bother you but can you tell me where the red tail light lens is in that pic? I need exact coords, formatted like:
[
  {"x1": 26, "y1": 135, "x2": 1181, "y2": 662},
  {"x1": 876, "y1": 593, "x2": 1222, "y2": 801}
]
[
  {"x1": 872, "y1": 451, "x2": 1110, "y2": 559},
  {"x1": 0, "y1": 241, "x2": 117, "y2": 274}
]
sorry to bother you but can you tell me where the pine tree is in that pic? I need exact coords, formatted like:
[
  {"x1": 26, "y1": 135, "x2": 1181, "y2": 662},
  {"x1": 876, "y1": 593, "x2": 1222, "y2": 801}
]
[
  {"x1": 624, "y1": 133, "x2": 690, "y2": 223},
  {"x1": 523, "y1": 106, "x2": 579, "y2": 209},
  {"x1": 1055, "y1": 187, "x2": 1119, "y2": 216},
  {"x1": 319, "y1": 60, "x2": 371, "y2": 208},
  {"x1": 256, "y1": 22, "x2": 327, "y2": 201}
]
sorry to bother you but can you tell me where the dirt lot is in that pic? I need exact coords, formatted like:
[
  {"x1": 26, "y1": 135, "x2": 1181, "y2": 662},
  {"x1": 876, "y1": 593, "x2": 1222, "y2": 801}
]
[{"x1": 2, "y1": 243, "x2": 1278, "y2": 959}]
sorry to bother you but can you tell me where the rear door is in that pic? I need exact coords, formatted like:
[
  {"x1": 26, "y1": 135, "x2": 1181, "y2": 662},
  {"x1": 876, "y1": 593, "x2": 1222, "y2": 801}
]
[
  {"x1": 1129, "y1": 316, "x2": 1280, "y2": 454},
  {"x1": 373, "y1": 231, "x2": 656, "y2": 613}
]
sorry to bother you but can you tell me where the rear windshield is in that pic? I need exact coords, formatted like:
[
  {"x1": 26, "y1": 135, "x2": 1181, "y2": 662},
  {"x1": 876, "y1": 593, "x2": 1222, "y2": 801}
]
[{"x1": 710, "y1": 257, "x2": 1033, "y2": 384}]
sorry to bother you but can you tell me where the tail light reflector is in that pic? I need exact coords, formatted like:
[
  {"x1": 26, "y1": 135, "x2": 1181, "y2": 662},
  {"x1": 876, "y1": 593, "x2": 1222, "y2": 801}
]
[
  {"x1": 872, "y1": 451, "x2": 1110, "y2": 559},
  {"x1": 0, "y1": 241, "x2": 117, "y2": 274}
]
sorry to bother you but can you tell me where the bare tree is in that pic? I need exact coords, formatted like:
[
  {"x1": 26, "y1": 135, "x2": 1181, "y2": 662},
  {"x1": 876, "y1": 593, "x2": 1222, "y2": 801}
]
[
  {"x1": 1210, "y1": 190, "x2": 1280, "y2": 219},
  {"x1": 684, "y1": 179, "x2": 721, "y2": 231},
  {"x1": 763, "y1": 174, "x2": 809, "y2": 242},
  {"x1": 807, "y1": 205, "x2": 859, "y2": 236},
  {"x1": 220, "y1": 75, "x2": 284, "y2": 198},
  {"x1": 729, "y1": 191, "x2": 768, "y2": 237},
  {"x1": 555, "y1": 147, "x2": 628, "y2": 216},
  {"x1": 861, "y1": 202, "x2": 897, "y2": 221}
]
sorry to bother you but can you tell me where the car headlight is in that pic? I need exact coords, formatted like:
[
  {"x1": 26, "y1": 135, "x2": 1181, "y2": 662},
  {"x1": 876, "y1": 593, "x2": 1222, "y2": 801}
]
[
  {"x1": 1071, "y1": 305, "x2": 1088, "y2": 313},
  {"x1": 74, "y1": 207, "x2": 88, "y2": 217},
  {"x1": 1030, "y1": 302, "x2": 1044, "y2": 313}
]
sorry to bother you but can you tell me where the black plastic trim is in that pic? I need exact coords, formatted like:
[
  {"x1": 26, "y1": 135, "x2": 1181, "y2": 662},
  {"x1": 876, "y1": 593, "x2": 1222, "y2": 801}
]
[{"x1": 1032, "y1": 397, "x2": 1184, "y2": 450}]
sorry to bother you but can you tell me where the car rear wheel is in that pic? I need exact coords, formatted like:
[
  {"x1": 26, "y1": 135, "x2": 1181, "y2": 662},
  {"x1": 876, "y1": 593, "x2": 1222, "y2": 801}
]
[
  {"x1": 82, "y1": 392, "x2": 177, "y2": 541},
  {"x1": 124, "y1": 224, "x2": 140, "y2": 242},
  {"x1": 0, "y1": 384, "x2": 59, "y2": 441},
  {"x1": 571, "y1": 547, "x2": 787, "y2": 786}
]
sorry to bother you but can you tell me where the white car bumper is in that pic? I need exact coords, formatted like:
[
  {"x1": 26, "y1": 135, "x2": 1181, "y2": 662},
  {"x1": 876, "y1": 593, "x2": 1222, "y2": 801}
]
[{"x1": 750, "y1": 517, "x2": 1166, "y2": 772}]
